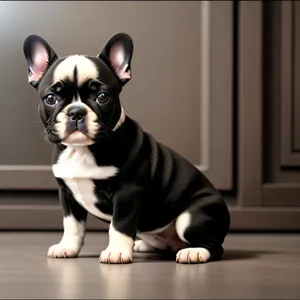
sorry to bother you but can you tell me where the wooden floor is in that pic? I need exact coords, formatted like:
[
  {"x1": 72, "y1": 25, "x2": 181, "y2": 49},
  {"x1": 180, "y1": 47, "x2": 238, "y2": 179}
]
[{"x1": 0, "y1": 232, "x2": 299, "y2": 299}]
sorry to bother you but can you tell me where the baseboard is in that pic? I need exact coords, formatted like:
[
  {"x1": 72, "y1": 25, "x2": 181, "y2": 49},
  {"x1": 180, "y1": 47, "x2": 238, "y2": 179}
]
[{"x1": 0, "y1": 204, "x2": 300, "y2": 231}]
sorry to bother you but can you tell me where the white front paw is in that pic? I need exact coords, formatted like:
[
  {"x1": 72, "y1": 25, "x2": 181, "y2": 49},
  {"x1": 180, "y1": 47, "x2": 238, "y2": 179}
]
[
  {"x1": 99, "y1": 248, "x2": 133, "y2": 264},
  {"x1": 47, "y1": 242, "x2": 82, "y2": 258},
  {"x1": 176, "y1": 247, "x2": 211, "y2": 264}
]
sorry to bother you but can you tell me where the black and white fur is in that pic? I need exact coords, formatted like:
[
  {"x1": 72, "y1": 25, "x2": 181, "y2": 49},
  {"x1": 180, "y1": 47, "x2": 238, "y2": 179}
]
[{"x1": 23, "y1": 33, "x2": 230, "y2": 264}]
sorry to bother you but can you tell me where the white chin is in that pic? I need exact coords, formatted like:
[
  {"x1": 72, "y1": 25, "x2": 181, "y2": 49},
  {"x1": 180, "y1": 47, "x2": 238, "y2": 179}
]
[{"x1": 61, "y1": 130, "x2": 94, "y2": 146}]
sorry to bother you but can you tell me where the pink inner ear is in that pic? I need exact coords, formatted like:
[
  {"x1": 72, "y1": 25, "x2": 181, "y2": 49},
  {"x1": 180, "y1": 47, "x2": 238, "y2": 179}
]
[
  {"x1": 29, "y1": 43, "x2": 49, "y2": 82},
  {"x1": 110, "y1": 44, "x2": 131, "y2": 80}
]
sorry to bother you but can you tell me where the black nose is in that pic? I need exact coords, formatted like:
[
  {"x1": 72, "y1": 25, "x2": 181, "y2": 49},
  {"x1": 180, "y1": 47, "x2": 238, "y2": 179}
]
[{"x1": 67, "y1": 106, "x2": 87, "y2": 122}]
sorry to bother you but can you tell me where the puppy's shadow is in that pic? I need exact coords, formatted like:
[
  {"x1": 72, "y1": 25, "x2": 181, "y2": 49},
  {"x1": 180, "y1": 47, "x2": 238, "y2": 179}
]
[
  {"x1": 221, "y1": 249, "x2": 279, "y2": 261},
  {"x1": 77, "y1": 253, "x2": 100, "y2": 258},
  {"x1": 77, "y1": 252, "x2": 176, "y2": 262},
  {"x1": 134, "y1": 252, "x2": 176, "y2": 263},
  {"x1": 132, "y1": 249, "x2": 279, "y2": 263},
  {"x1": 77, "y1": 249, "x2": 279, "y2": 262}
]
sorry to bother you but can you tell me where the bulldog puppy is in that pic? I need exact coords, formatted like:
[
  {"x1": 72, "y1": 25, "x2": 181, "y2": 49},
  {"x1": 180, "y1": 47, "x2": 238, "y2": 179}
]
[{"x1": 22, "y1": 33, "x2": 230, "y2": 264}]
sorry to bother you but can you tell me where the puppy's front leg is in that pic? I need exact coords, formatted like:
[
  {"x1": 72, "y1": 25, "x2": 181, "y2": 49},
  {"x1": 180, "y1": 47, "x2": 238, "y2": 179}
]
[
  {"x1": 99, "y1": 186, "x2": 143, "y2": 264},
  {"x1": 48, "y1": 187, "x2": 88, "y2": 258}
]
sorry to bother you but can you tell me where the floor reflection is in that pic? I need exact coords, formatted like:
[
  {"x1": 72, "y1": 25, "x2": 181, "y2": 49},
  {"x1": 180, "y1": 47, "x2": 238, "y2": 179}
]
[
  {"x1": 98, "y1": 263, "x2": 133, "y2": 299},
  {"x1": 46, "y1": 258, "x2": 83, "y2": 299},
  {"x1": 46, "y1": 256, "x2": 133, "y2": 299}
]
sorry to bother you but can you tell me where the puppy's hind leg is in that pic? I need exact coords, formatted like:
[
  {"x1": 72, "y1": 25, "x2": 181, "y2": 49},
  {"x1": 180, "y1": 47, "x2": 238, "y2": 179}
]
[
  {"x1": 133, "y1": 240, "x2": 160, "y2": 253},
  {"x1": 134, "y1": 233, "x2": 169, "y2": 253},
  {"x1": 175, "y1": 193, "x2": 230, "y2": 264}
]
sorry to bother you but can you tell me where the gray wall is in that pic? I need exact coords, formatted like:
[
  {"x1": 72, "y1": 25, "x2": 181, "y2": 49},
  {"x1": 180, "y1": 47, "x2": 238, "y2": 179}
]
[{"x1": 0, "y1": 1, "x2": 233, "y2": 191}]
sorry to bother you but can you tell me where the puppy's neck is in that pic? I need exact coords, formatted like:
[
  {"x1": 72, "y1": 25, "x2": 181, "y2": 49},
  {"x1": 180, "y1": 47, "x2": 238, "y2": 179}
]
[
  {"x1": 89, "y1": 116, "x2": 144, "y2": 167},
  {"x1": 54, "y1": 116, "x2": 143, "y2": 167}
]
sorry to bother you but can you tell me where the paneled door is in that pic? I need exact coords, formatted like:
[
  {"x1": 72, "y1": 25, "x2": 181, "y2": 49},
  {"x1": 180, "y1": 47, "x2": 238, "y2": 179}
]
[
  {"x1": 262, "y1": 0, "x2": 300, "y2": 207},
  {"x1": 229, "y1": 0, "x2": 300, "y2": 231}
]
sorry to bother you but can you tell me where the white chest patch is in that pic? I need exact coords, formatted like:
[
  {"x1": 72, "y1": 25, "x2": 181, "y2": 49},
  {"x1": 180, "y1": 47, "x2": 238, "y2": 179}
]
[
  {"x1": 52, "y1": 146, "x2": 118, "y2": 180},
  {"x1": 52, "y1": 146, "x2": 117, "y2": 221},
  {"x1": 64, "y1": 178, "x2": 112, "y2": 221}
]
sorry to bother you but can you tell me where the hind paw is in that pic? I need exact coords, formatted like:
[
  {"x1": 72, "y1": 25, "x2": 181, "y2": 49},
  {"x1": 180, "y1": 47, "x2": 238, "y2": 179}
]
[{"x1": 133, "y1": 240, "x2": 161, "y2": 253}]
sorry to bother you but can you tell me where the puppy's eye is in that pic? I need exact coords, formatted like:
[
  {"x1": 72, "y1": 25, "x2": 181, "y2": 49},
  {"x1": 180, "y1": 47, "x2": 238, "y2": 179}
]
[
  {"x1": 44, "y1": 94, "x2": 58, "y2": 106},
  {"x1": 96, "y1": 92, "x2": 109, "y2": 104}
]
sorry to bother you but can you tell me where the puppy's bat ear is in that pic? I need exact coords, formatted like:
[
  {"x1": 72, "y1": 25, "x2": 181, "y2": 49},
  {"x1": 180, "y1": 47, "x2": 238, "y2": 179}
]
[
  {"x1": 23, "y1": 34, "x2": 59, "y2": 87},
  {"x1": 99, "y1": 33, "x2": 134, "y2": 86}
]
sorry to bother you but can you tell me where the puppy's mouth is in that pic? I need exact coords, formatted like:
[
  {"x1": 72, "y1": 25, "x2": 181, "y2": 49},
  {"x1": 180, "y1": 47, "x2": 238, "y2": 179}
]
[{"x1": 62, "y1": 130, "x2": 94, "y2": 146}]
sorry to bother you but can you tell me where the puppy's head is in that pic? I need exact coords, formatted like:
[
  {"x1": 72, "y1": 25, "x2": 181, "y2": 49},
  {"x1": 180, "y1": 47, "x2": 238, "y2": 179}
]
[{"x1": 23, "y1": 33, "x2": 133, "y2": 146}]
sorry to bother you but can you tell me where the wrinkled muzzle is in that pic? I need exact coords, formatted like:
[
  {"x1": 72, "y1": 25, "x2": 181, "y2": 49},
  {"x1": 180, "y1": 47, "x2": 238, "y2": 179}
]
[{"x1": 55, "y1": 102, "x2": 99, "y2": 146}]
